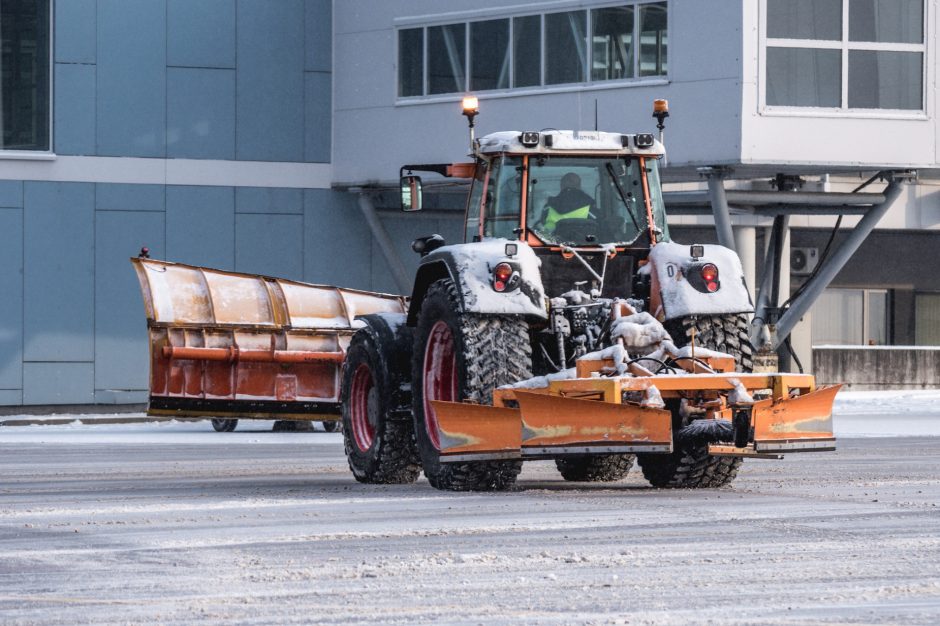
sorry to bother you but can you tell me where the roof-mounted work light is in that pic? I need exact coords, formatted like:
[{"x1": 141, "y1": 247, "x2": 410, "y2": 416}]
[
  {"x1": 652, "y1": 98, "x2": 669, "y2": 165},
  {"x1": 462, "y1": 95, "x2": 480, "y2": 152}
]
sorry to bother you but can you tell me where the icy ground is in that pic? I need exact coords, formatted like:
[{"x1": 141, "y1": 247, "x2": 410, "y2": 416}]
[{"x1": 1, "y1": 391, "x2": 939, "y2": 624}]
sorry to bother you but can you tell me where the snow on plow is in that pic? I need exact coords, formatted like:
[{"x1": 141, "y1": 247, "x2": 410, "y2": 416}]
[{"x1": 131, "y1": 257, "x2": 405, "y2": 422}]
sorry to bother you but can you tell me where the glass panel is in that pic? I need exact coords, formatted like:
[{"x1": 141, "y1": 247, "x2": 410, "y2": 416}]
[
  {"x1": 767, "y1": 0, "x2": 841, "y2": 40},
  {"x1": 545, "y1": 11, "x2": 586, "y2": 85},
  {"x1": 527, "y1": 156, "x2": 650, "y2": 246},
  {"x1": 398, "y1": 28, "x2": 423, "y2": 97},
  {"x1": 914, "y1": 293, "x2": 940, "y2": 346},
  {"x1": 1, "y1": 0, "x2": 50, "y2": 150},
  {"x1": 812, "y1": 289, "x2": 864, "y2": 345},
  {"x1": 639, "y1": 2, "x2": 667, "y2": 77},
  {"x1": 766, "y1": 47, "x2": 841, "y2": 107},
  {"x1": 644, "y1": 159, "x2": 670, "y2": 242},
  {"x1": 866, "y1": 290, "x2": 888, "y2": 345},
  {"x1": 464, "y1": 162, "x2": 487, "y2": 243},
  {"x1": 471, "y1": 19, "x2": 510, "y2": 91},
  {"x1": 513, "y1": 15, "x2": 541, "y2": 88},
  {"x1": 850, "y1": 0, "x2": 923, "y2": 43},
  {"x1": 849, "y1": 50, "x2": 922, "y2": 110},
  {"x1": 483, "y1": 157, "x2": 523, "y2": 239},
  {"x1": 428, "y1": 23, "x2": 466, "y2": 95},
  {"x1": 591, "y1": 6, "x2": 633, "y2": 81}
]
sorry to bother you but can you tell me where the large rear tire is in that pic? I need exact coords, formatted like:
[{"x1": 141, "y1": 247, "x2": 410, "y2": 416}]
[
  {"x1": 412, "y1": 279, "x2": 531, "y2": 492},
  {"x1": 637, "y1": 313, "x2": 752, "y2": 488},
  {"x1": 555, "y1": 454, "x2": 635, "y2": 482},
  {"x1": 341, "y1": 327, "x2": 421, "y2": 484}
]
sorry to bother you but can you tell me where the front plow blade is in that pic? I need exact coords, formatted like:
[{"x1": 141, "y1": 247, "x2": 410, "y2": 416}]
[
  {"x1": 430, "y1": 401, "x2": 523, "y2": 462},
  {"x1": 516, "y1": 391, "x2": 672, "y2": 455},
  {"x1": 753, "y1": 384, "x2": 840, "y2": 453}
]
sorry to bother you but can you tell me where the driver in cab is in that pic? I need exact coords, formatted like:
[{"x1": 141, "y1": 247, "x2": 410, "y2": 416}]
[{"x1": 542, "y1": 172, "x2": 595, "y2": 234}]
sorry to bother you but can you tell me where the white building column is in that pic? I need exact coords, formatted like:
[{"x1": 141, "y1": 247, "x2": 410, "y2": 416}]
[{"x1": 733, "y1": 225, "x2": 757, "y2": 303}]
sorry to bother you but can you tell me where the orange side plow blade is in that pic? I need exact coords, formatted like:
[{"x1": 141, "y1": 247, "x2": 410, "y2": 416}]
[
  {"x1": 430, "y1": 401, "x2": 523, "y2": 461},
  {"x1": 515, "y1": 391, "x2": 673, "y2": 455},
  {"x1": 753, "y1": 384, "x2": 840, "y2": 453}
]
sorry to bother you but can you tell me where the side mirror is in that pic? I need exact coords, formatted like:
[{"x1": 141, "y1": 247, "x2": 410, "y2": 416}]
[{"x1": 400, "y1": 175, "x2": 423, "y2": 212}]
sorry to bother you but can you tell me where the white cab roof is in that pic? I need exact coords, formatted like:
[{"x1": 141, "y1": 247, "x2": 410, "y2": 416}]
[{"x1": 476, "y1": 130, "x2": 665, "y2": 158}]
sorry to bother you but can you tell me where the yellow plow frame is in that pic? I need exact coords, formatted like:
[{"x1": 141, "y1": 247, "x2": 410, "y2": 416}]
[{"x1": 431, "y1": 356, "x2": 838, "y2": 463}]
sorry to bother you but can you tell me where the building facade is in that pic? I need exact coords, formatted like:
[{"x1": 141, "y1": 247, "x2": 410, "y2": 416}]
[{"x1": 0, "y1": 0, "x2": 938, "y2": 408}]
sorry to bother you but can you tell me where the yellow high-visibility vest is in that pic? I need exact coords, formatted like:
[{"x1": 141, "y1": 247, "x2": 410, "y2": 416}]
[{"x1": 544, "y1": 204, "x2": 591, "y2": 232}]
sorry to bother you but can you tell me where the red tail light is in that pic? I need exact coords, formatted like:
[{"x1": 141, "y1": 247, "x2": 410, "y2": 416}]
[
  {"x1": 492, "y1": 263, "x2": 514, "y2": 292},
  {"x1": 701, "y1": 263, "x2": 719, "y2": 292}
]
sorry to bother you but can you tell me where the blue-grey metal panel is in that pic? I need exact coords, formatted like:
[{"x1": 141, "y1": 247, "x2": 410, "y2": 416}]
[
  {"x1": 0, "y1": 181, "x2": 23, "y2": 208},
  {"x1": 23, "y1": 362, "x2": 95, "y2": 405},
  {"x1": 371, "y1": 215, "x2": 444, "y2": 295},
  {"x1": 94, "y1": 389, "x2": 147, "y2": 404},
  {"x1": 235, "y1": 187, "x2": 303, "y2": 214},
  {"x1": 55, "y1": 0, "x2": 96, "y2": 64},
  {"x1": 303, "y1": 190, "x2": 371, "y2": 289},
  {"x1": 97, "y1": 0, "x2": 167, "y2": 157},
  {"x1": 95, "y1": 211, "x2": 165, "y2": 393},
  {"x1": 167, "y1": 0, "x2": 236, "y2": 68},
  {"x1": 0, "y1": 389, "x2": 23, "y2": 406},
  {"x1": 166, "y1": 186, "x2": 235, "y2": 269},
  {"x1": 96, "y1": 184, "x2": 165, "y2": 212},
  {"x1": 167, "y1": 68, "x2": 236, "y2": 160},
  {"x1": 305, "y1": 72, "x2": 331, "y2": 163},
  {"x1": 305, "y1": 0, "x2": 331, "y2": 72},
  {"x1": 23, "y1": 183, "x2": 95, "y2": 362},
  {"x1": 54, "y1": 63, "x2": 97, "y2": 156},
  {"x1": 236, "y1": 0, "x2": 305, "y2": 162},
  {"x1": 235, "y1": 213, "x2": 304, "y2": 281},
  {"x1": 0, "y1": 209, "x2": 23, "y2": 390}
]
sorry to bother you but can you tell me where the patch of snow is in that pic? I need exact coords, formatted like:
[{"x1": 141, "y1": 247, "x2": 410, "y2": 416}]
[
  {"x1": 648, "y1": 241, "x2": 753, "y2": 320},
  {"x1": 727, "y1": 378, "x2": 755, "y2": 405},
  {"x1": 501, "y1": 368, "x2": 577, "y2": 390},
  {"x1": 610, "y1": 312, "x2": 671, "y2": 352}
]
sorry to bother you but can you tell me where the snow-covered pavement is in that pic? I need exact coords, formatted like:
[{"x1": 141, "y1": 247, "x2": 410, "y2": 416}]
[{"x1": 1, "y1": 390, "x2": 939, "y2": 624}]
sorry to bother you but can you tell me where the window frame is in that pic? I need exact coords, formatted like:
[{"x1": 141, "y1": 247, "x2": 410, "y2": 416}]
[
  {"x1": 394, "y1": 1, "x2": 669, "y2": 104},
  {"x1": 0, "y1": 0, "x2": 55, "y2": 158},
  {"x1": 759, "y1": 0, "x2": 928, "y2": 119}
]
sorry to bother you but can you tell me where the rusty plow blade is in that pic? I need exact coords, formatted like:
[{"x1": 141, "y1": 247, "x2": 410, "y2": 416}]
[
  {"x1": 751, "y1": 384, "x2": 840, "y2": 453},
  {"x1": 431, "y1": 392, "x2": 673, "y2": 463}
]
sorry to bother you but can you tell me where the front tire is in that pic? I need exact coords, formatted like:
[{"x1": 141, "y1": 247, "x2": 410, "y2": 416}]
[
  {"x1": 211, "y1": 418, "x2": 238, "y2": 432},
  {"x1": 411, "y1": 279, "x2": 531, "y2": 491},
  {"x1": 555, "y1": 454, "x2": 635, "y2": 482},
  {"x1": 637, "y1": 313, "x2": 753, "y2": 488},
  {"x1": 341, "y1": 329, "x2": 421, "y2": 484}
]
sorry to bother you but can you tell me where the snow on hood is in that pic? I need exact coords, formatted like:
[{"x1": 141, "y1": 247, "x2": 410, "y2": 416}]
[
  {"x1": 648, "y1": 242, "x2": 753, "y2": 320},
  {"x1": 432, "y1": 239, "x2": 547, "y2": 319}
]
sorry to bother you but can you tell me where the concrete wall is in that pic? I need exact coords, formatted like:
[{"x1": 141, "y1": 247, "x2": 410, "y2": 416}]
[
  {"x1": 332, "y1": 0, "x2": 745, "y2": 186},
  {"x1": 814, "y1": 347, "x2": 940, "y2": 390}
]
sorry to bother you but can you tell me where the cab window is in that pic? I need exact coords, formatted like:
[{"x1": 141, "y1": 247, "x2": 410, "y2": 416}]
[
  {"x1": 483, "y1": 156, "x2": 524, "y2": 239},
  {"x1": 464, "y1": 161, "x2": 487, "y2": 242}
]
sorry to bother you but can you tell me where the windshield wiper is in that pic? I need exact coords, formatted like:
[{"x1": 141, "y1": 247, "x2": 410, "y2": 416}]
[{"x1": 606, "y1": 162, "x2": 643, "y2": 236}]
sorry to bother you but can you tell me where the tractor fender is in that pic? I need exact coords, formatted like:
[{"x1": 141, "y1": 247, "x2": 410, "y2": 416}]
[
  {"x1": 348, "y1": 313, "x2": 414, "y2": 415},
  {"x1": 642, "y1": 241, "x2": 753, "y2": 321},
  {"x1": 406, "y1": 239, "x2": 547, "y2": 326}
]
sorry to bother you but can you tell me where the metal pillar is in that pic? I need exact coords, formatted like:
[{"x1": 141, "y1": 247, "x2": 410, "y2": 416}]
[
  {"x1": 355, "y1": 192, "x2": 412, "y2": 294},
  {"x1": 773, "y1": 177, "x2": 905, "y2": 345},
  {"x1": 733, "y1": 225, "x2": 757, "y2": 302},
  {"x1": 750, "y1": 215, "x2": 789, "y2": 349},
  {"x1": 703, "y1": 168, "x2": 737, "y2": 252}
]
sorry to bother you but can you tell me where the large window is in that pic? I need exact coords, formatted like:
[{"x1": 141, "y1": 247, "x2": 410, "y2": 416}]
[
  {"x1": 765, "y1": 0, "x2": 924, "y2": 111},
  {"x1": 812, "y1": 288, "x2": 889, "y2": 345},
  {"x1": 398, "y1": 2, "x2": 667, "y2": 98},
  {"x1": 914, "y1": 293, "x2": 940, "y2": 346},
  {"x1": 1, "y1": 0, "x2": 50, "y2": 151}
]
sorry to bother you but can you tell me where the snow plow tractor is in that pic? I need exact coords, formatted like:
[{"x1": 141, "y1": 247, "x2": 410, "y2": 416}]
[{"x1": 132, "y1": 100, "x2": 838, "y2": 491}]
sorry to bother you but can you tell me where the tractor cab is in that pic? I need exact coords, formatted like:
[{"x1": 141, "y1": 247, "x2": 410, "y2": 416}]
[{"x1": 464, "y1": 130, "x2": 670, "y2": 250}]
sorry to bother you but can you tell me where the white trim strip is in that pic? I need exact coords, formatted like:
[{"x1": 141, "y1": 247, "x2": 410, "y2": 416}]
[{"x1": 0, "y1": 156, "x2": 333, "y2": 189}]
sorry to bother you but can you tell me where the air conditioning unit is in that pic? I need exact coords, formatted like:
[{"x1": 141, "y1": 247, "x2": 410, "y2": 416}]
[{"x1": 791, "y1": 247, "x2": 819, "y2": 276}]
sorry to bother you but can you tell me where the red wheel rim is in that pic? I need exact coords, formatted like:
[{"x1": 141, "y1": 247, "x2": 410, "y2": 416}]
[
  {"x1": 422, "y1": 320, "x2": 457, "y2": 450},
  {"x1": 349, "y1": 363, "x2": 376, "y2": 452}
]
